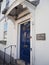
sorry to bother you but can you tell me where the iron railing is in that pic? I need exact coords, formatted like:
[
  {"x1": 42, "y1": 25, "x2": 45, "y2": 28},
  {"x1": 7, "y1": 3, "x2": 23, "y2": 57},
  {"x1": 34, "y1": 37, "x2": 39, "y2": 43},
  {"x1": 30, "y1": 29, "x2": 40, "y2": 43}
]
[{"x1": 3, "y1": 45, "x2": 16, "y2": 65}]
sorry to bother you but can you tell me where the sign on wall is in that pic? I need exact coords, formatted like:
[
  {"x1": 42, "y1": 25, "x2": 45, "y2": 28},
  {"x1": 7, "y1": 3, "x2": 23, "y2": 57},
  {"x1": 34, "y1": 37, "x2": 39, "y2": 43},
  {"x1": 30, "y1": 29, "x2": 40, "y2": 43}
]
[{"x1": 36, "y1": 33, "x2": 46, "y2": 40}]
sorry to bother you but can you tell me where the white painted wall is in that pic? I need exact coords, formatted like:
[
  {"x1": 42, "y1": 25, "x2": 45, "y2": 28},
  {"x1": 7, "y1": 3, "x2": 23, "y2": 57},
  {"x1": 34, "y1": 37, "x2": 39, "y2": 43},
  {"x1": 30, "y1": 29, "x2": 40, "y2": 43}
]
[{"x1": 35, "y1": 0, "x2": 49, "y2": 65}]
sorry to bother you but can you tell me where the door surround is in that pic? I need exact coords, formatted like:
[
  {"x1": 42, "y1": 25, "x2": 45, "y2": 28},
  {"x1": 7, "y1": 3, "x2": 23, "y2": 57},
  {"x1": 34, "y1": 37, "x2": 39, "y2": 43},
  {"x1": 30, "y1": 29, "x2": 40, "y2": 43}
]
[{"x1": 16, "y1": 14, "x2": 35, "y2": 65}]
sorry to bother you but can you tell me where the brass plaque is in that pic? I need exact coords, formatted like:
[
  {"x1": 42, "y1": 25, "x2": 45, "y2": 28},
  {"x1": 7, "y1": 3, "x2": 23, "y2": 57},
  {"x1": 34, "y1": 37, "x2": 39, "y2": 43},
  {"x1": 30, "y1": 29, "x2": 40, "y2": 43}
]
[{"x1": 36, "y1": 33, "x2": 46, "y2": 40}]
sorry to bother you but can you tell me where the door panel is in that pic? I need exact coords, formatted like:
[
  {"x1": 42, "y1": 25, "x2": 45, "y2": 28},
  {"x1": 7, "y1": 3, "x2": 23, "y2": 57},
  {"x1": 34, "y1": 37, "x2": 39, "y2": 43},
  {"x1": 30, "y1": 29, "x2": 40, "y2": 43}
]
[{"x1": 20, "y1": 21, "x2": 30, "y2": 63}]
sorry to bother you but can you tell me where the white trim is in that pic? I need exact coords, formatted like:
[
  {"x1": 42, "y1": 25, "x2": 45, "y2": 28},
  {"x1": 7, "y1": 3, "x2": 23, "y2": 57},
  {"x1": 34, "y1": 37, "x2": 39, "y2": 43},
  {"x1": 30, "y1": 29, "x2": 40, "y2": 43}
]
[
  {"x1": 17, "y1": 18, "x2": 31, "y2": 59},
  {"x1": 18, "y1": 19, "x2": 30, "y2": 24},
  {"x1": 17, "y1": 23, "x2": 20, "y2": 59},
  {"x1": 15, "y1": 13, "x2": 32, "y2": 24},
  {"x1": 18, "y1": 19, "x2": 31, "y2": 63},
  {"x1": 15, "y1": 14, "x2": 32, "y2": 59}
]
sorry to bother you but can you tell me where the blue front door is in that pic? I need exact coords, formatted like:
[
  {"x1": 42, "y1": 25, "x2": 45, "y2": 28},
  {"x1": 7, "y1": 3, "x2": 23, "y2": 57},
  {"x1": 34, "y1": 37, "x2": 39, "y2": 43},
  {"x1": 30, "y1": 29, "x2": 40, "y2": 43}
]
[{"x1": 20, "y1": 21, "x2": 30, "y2": 63}]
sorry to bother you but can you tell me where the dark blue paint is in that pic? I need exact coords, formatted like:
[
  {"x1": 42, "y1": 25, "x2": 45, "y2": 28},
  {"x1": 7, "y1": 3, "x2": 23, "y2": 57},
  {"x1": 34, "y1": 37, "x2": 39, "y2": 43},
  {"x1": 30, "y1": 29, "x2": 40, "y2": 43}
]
[{"x1": 20, "y1": 21, "x2": 30, "y2": 63}]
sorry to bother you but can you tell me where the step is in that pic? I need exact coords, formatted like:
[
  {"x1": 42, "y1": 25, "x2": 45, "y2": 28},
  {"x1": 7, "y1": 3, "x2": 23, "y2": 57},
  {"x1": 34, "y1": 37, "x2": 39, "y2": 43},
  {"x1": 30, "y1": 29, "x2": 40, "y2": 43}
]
[{"x1": 15, "y1": 59, "x2": 25, "y2": 65}]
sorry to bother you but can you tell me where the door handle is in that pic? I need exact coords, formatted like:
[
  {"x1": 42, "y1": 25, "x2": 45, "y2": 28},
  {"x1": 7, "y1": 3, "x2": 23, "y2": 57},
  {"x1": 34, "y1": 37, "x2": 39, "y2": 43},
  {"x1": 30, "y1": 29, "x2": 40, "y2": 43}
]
[{"x1": 30, "y1": 48, "x2": 32, "y2": 51}]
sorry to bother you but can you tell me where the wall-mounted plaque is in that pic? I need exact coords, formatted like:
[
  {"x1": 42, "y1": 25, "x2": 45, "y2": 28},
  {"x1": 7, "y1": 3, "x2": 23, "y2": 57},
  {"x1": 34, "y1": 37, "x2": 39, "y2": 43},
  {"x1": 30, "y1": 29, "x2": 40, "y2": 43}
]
[{"x1": 36, "y1": 33, "x2": 46, "y2": 40}]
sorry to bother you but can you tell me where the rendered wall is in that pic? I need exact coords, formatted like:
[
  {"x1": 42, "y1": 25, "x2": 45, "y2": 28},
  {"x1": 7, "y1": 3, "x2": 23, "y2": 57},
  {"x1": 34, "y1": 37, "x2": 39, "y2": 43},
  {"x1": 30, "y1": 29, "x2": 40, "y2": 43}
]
[{"x1": 35, "y1": 0, "x2": 49, "y2": 65}]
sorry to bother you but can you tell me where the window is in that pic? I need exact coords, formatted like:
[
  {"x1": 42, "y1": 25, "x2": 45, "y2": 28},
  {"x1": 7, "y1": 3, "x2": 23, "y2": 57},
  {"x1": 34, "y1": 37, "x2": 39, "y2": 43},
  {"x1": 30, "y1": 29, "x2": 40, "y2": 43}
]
[
  {"x1": 4, "y1": 21, "x2": 8, "y2": 31},
  {"x1": 4, "y1": 20, "x2": 8, "y2": 40}
]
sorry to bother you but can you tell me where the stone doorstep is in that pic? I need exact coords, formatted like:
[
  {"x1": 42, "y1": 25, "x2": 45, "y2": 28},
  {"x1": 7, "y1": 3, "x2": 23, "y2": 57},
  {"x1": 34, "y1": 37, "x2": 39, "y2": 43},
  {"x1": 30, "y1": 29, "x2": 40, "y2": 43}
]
[{"x1": 16, "y1": 59, "x2": 25, "y2": 65}]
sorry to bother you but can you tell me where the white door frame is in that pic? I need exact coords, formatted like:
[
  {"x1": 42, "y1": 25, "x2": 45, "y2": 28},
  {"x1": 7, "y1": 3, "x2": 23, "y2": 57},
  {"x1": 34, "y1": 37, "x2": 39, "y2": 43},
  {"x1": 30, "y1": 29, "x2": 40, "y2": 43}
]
[
  {"x1": 18, "y1": 19, "x2": 31, "y2": 59},
  {"x1": 15, "y1": 13, "x2": 35, "y2": 65}
]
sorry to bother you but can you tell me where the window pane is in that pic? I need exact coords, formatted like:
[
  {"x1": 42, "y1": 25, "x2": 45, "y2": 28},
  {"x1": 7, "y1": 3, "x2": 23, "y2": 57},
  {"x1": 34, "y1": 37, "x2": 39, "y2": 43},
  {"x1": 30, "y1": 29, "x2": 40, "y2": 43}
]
[{"x1": 4, "y1": 22, "x2": 8, "y2": 31}]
